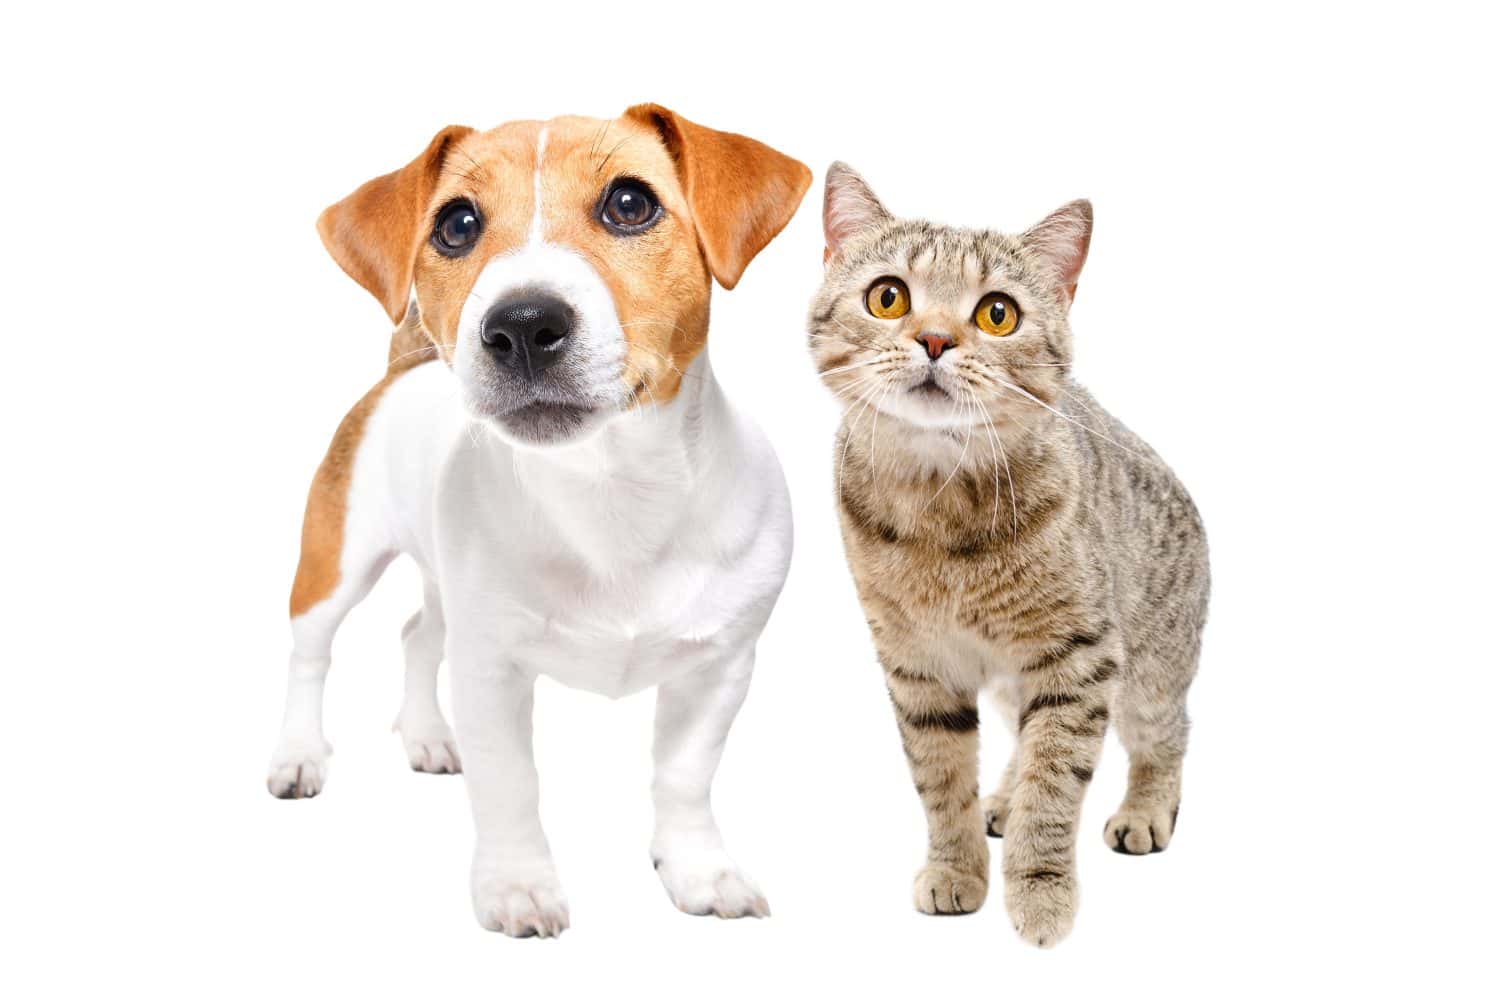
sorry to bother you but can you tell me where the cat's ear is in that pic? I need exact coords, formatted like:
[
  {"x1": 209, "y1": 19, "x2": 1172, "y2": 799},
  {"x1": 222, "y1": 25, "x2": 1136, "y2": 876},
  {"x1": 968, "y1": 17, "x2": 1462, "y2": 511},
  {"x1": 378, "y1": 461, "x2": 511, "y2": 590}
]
[
  {"x1": 823, "y1": 161, "x2": 890, "y2": 262},
  {"x1": 1022, "y1": 199, "x2": 1093, "y2": 305}
]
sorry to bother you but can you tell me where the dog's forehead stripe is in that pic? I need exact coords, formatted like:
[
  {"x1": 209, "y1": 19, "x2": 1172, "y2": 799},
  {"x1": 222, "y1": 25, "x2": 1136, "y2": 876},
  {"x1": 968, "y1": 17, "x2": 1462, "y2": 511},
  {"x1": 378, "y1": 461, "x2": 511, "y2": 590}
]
[{"x1": 422, "y1": 114, "x2": 711, "y2": 412}]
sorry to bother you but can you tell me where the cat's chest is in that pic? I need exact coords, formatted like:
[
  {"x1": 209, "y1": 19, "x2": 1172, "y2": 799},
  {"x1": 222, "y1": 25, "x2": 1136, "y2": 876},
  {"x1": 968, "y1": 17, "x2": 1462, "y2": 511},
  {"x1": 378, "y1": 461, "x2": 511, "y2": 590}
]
[{"x1": 851, "y1": 523, "x2": 1007, "y2": 621}]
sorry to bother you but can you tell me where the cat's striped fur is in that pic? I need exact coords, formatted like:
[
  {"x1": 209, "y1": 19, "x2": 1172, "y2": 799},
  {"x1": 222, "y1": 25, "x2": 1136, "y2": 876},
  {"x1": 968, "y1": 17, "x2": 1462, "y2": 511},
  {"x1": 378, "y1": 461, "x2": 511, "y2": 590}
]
[{"x1": 810, "y1": 164, "x2": 1209, "y2": 946}]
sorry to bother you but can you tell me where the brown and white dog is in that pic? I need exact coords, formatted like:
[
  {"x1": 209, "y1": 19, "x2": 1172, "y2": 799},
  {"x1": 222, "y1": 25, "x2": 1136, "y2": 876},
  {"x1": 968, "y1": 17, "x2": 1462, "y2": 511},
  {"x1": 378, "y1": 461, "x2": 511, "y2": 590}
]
[{"x1": 267, "y1": 105, "x2": 810, "y2": 936}]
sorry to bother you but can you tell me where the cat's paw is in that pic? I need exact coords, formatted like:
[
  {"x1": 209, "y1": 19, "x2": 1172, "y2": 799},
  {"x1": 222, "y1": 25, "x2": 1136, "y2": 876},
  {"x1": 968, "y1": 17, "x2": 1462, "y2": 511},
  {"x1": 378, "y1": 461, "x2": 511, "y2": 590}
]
[
  {"x1": 913, "y1": 863, "x2": 987, "y2": 915},
  {"x1": 265, "y1": 737, "x2": 331, "y2": 799},
  {"x1": 472, "y1": 859, "x2": 569, "y2": 938},
  {"x1": 1104, "y1": 803, "x2": 1177, "y2": 855},
  {"x1": 981, "y1": 792, "x2": 1011, "y2": 838},
  {"x1": 654, "y1": 851, "x2": 769, "y2": 919},
  {"x1": 1005, "y1": 869, "x2": 1077, "y2": 948}
]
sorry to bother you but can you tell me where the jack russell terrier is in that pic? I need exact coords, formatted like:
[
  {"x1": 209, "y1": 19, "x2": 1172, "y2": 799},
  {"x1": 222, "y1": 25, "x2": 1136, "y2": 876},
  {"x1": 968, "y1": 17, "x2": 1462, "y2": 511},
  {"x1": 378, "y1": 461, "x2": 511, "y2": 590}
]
[{"x1": 266, "y1": 104, "x2": 811, "y2": 937}]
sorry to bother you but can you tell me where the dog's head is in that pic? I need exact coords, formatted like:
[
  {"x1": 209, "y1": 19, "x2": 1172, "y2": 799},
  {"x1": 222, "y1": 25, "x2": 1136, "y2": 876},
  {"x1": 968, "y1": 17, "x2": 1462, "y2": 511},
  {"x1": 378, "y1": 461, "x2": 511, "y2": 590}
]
[{"x1": 317, "y1": 105, "x2": 810, "y2": 447}]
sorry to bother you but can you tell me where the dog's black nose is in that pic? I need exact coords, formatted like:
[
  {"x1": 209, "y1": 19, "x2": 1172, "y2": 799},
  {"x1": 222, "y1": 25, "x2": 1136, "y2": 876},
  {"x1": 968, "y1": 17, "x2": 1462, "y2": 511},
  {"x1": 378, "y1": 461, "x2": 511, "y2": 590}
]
[{"x1": 480, "y1": 295, "x2": 574, "y2": 376}]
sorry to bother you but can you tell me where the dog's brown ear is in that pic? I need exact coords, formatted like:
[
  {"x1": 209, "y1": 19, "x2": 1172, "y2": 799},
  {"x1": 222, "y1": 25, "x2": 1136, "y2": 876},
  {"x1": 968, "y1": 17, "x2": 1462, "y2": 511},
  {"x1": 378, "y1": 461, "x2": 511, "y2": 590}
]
[
  {"x1": 625, "y1": 104, "x2": 812, "y2": 290},
  {"x1": 316, "y1": 125, "x2": 475, "y2": 322}
]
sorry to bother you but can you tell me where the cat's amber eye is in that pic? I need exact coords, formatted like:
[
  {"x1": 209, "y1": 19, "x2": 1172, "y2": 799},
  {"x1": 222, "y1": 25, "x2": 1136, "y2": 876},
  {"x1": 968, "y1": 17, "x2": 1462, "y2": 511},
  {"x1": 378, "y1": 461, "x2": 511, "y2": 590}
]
[
  {"x1": 974, "y1": 292, "x2": 1021, "y2": 336},
  {"x1": 865, "y1": 278, "x2": 911, "y2": 320}
]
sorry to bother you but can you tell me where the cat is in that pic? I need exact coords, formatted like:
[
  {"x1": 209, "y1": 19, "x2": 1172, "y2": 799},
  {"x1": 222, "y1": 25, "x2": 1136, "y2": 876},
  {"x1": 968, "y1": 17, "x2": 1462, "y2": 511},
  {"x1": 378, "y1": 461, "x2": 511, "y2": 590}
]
[{"x1": 808, "y1": 163, "x2": 1210, "y2": 947}]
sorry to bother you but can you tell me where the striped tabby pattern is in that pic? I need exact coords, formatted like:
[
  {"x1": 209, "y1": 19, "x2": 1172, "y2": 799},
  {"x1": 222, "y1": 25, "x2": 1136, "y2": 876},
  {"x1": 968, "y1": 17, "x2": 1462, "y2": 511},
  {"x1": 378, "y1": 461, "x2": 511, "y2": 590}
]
[{"x1": 810, "y1": 164, "x2": 1209, "y2": 946}]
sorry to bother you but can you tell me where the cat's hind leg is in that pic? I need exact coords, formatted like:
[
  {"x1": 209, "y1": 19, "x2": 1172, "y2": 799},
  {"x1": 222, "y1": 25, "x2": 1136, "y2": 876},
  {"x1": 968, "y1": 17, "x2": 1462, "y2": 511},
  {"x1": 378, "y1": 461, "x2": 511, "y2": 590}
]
[
  {"x1": 981, "y1": 680, "x2": 1022, "y2": 838},
  {"x1": 1103, "y1": 651, "x2": 1194, "y2": 855}
]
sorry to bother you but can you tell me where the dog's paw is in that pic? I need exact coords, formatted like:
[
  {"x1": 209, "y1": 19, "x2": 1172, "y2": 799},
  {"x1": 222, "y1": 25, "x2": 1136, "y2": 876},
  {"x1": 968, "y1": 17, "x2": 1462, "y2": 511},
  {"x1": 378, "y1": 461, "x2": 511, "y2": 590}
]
[
  {"x1": 266, "y1": 739, "x2": 331, "y2": 799},
  {"x1": 394, "y1": 711, "x2": 462, "y2": 774},
  {"x1": 1005, "y1": 869, "x2": 1077, "y2": 947},
  {"x1": 912, "y1": 863, "x2": 987, "y2": 915},
  {"x1": 406, "y1": 737, "x2": 461, "y2": 774},
  {"x1": 471, "y1": 863, "x2": 569, "y2": 938},
  {"x1": 981, "y1": 792, "x2": 1011, "y2": 838},
  {"x1": 1104, "y1": 803, "x2": 1176, "y2": 855},
  {"x1": 654, "y1": 852, "x2": 769, "y2": 919}
]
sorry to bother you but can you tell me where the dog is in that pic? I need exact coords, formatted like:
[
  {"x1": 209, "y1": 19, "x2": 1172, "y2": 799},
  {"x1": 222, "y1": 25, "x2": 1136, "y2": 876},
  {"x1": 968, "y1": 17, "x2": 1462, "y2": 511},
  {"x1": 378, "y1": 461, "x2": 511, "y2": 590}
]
[{"x1": 266, "y1": 104, "x2": 811, "y2": 937}]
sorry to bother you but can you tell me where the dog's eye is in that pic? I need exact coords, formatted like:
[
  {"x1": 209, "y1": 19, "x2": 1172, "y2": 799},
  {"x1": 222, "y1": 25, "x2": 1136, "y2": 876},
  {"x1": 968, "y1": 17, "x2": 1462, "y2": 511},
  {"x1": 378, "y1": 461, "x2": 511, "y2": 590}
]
[
  {"x1": 974, "y1": 292, "x2": 1021, "y2": 336},
  {"x1": 600, "y1": 180, "x2": 661, "y2": 234},
  {"x1": 865, "y1": 278, "x2": 910, "y2": 320},
  {"x1": 432, "y1": 201, "x2": 481, "y2": 255}
]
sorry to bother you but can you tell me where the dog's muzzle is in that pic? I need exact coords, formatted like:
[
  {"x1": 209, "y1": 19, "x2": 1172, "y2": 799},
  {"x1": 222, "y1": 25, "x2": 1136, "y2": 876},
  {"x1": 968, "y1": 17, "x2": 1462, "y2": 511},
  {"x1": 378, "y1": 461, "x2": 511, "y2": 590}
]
[{"x1": 480, "y1": 294, "x2": 575, "y2": 379}]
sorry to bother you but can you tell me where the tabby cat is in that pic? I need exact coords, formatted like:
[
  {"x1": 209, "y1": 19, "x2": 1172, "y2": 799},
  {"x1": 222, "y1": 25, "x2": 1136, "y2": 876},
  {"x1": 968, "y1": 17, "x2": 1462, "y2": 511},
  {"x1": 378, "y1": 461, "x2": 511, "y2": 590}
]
[{"x1": 808, "y1": 164, "x2": 1209, "y2": 947}]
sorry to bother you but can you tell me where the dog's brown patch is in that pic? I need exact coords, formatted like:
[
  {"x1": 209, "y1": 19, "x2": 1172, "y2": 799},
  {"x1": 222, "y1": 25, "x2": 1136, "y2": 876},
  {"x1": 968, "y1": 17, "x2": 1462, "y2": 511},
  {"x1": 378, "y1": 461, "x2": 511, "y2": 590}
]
[
  {"x1": 288, "y1": 312, "x2": 432, "y2": 618},
  {"x1": 294, "y1": 109, "x2": 810, "y2": 616},
  {"x1": 317, "y1": 107, "x2": 810, "y2": 408}
]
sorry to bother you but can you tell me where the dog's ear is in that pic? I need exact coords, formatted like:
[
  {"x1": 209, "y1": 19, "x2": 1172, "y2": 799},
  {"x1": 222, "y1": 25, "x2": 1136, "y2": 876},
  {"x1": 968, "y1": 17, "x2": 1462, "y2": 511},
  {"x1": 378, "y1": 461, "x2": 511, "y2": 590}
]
[
  {"x1": 625, "y1": 104, "x2": 812, "y2": 290},
  {"x1": 316, "y1": 125, "x2": 475, "y2": 323}
]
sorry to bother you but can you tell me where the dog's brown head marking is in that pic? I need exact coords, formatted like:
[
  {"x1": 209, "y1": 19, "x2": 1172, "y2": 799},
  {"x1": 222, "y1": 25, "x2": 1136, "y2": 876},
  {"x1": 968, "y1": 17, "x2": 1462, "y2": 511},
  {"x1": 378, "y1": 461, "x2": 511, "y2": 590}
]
[{"x1": 316, "y1": 106, "x2": 810, "y2": 444}]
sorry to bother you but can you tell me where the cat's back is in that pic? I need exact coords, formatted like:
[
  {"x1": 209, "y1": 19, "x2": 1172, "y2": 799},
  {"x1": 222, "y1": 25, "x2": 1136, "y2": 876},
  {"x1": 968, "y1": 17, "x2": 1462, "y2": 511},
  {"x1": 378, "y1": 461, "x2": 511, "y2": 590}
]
[{"x1": 1060, "y1": 380, "x2": 1209, "y2": 625}]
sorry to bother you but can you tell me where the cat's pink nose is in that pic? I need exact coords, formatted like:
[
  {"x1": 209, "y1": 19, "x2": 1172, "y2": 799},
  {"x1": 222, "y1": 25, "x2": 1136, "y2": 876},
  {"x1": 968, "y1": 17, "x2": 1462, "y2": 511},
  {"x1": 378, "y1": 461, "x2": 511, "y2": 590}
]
[{"x1": 917, "y1": 332, "x2": 954, "y2": 360}]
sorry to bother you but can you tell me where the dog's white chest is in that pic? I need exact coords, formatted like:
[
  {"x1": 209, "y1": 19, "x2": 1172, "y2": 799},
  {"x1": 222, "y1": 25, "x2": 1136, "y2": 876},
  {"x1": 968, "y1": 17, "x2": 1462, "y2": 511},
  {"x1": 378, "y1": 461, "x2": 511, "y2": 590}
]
[
  {"x1": 509, "y1": 614, "x2": 725, "y2": 697},
  {"x1": 431, "y1": 360, "x2": 790, "y2": 700}
]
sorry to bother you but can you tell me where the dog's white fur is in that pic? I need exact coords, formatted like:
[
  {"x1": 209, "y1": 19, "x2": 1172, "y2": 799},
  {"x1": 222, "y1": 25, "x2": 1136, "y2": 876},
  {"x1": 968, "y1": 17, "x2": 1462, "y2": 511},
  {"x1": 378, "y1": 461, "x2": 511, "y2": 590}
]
[{"x1": 268, "y1": 223, "x2": 793, "y2": 936}]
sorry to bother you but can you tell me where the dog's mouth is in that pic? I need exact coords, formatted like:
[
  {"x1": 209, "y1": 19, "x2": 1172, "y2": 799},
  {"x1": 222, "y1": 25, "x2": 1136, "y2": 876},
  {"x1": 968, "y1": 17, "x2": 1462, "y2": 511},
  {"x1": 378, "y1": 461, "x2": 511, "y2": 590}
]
[{"x1": 493, "y1": 400, "x2": 598, "y2": 447}]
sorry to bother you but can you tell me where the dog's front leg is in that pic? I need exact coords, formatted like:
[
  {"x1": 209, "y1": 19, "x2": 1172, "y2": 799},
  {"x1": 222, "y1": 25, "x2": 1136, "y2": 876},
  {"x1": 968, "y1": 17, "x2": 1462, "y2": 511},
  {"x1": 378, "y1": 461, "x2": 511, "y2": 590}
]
[
  {"x1": 450, "y1": 654, "x2": 567, "y2": 938},
  {"x1": 650, "y1": 648, "x2": 769, "y2": 919}
]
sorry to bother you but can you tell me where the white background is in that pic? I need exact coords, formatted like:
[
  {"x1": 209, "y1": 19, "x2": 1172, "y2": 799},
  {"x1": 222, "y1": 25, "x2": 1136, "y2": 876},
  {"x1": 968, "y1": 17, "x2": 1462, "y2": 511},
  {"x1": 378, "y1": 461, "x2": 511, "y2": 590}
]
[{"x1": 4, "y1": 2, "x2": 1496, "y2": 996}]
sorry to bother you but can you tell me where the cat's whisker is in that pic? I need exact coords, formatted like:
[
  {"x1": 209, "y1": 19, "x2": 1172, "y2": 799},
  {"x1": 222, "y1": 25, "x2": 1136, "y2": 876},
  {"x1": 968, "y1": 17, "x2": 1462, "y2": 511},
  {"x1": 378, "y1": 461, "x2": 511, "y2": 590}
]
[
  {"x1": 819, "y1": 353, "x2": 908, "y2": 386},
  {"x1": 827, "y1": 366, "x2": 894, "y2": 403},
  {"x1": 818, "y1": 357, "x2": 891, "y2": 380},
  {"x1": 837, "y1": 376, "x2": 888, "y2": 494},
  {"x1": 964, "y1": 383, "x2": 1017, "y2": 537},
  {"x1": 827, "y1": 376, "x2": 883, "y2": 407},
  {"x1": 869, "y1": 374, "x2": 900, "y2": 486},
  {"x1": 1056, "y1": 384, "x2": 1112, "y2": 435},
  {"x1": 919, "y1": 391, "x2": 975, "y2": 515},
  {"x1": 977, "y1": 373, "x2": 1152, "y2": 461}
]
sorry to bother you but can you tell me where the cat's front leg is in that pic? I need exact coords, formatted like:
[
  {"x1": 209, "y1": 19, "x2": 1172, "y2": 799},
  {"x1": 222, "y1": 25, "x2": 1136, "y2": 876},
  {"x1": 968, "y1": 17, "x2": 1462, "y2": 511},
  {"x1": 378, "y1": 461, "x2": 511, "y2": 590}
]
[
  {"x1": 883, "y1": 658, "x2": 989, "y2": 915},
  {"x1": 1003, "y1": 649, "x2": 1113, "y2": 947}
]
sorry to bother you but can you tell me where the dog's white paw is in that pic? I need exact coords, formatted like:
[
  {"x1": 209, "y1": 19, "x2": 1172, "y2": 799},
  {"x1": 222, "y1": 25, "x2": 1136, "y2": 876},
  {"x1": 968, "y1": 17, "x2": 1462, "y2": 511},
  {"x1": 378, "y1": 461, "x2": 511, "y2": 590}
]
[
  {"x1": 654, "y1": 851, "x2": 769, "y2": 919},
  {"x1": 266, "y1": 738, "x2": 331, "y2": 799},
  {"x1": 395, "y1": 718, "x2": 461, "y2": 775},
  {"x1": 472, "y1": 859, "x2": 569, "y2": 938}
]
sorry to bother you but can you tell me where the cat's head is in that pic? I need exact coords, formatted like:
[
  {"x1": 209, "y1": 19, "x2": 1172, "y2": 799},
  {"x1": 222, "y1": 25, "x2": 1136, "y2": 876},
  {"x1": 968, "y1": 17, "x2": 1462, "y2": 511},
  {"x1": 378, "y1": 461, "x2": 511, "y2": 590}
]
[{"x1": 808, "y1": 162, "x2": 1091, "y2": 431}]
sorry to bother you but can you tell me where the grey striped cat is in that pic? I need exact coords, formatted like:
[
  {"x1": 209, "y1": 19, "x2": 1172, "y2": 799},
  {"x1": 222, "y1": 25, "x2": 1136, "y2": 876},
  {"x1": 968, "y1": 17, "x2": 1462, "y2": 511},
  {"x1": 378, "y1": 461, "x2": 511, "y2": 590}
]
[{"x1": 808, "y1": 163, "x2": 1210, "y2": 946}]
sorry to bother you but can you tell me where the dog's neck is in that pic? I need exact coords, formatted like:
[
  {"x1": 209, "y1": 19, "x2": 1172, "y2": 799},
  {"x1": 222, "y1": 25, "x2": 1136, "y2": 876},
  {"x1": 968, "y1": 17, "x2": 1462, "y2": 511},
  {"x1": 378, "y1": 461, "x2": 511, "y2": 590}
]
[{"x1": 501, "y1": 351, "x2": 728, "y2": 570}]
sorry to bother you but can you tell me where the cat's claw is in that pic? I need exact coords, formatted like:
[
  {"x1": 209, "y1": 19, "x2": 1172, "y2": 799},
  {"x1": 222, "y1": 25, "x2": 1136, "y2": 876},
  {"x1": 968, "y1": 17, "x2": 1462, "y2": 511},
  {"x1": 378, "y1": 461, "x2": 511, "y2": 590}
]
[
  {"x1": 1104, "y1": 803, "x2": 1177, "y2": 854},
  {"x1": 912, "y1": 863, "x2": 987, "y2": 915}
]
